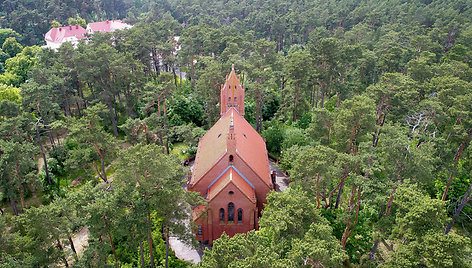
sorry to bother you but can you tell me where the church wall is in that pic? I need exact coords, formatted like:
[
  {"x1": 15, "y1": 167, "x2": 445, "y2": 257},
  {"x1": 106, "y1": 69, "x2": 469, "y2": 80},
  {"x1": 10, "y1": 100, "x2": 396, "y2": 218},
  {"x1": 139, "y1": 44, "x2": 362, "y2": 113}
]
[
  {"x1": 233, "y1": 153, "x2": 271, "y2": 211},
  {"x1": 191, "y1": 152, "x2": 272, "y2": 213},
  {"x1": 207, "y1": 183, "x2": 256, "y2": 242}
]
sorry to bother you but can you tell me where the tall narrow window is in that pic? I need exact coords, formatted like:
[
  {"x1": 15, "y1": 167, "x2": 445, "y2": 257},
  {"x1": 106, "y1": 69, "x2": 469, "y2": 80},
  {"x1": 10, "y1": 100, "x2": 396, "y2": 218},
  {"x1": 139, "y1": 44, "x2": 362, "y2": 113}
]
[
  {"x1": 229, "y1": 155, "x2": 234, "y2": 163},
  {"x1": 219, "y1": 208, "x2": 225, "y2": 222},
  {"x1": 228, "y1": 97, "x2": 231, "y2": 102},
  {"x1": 228, "y1": 203, "x2": 234, "y2": 222},
  {"x1": 237, "y1": 208, "x2": 243, "y2": 223},
  {"x1": 198, "y1": 226, "x2": 202, "y2": 234}
]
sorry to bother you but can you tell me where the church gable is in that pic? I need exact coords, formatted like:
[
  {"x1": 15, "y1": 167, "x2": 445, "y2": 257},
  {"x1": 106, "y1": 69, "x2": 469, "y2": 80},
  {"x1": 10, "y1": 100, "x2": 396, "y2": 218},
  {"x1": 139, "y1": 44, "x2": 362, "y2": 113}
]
[{"x1": 207, "y1": 166, "x2": 256, "y2": 204}]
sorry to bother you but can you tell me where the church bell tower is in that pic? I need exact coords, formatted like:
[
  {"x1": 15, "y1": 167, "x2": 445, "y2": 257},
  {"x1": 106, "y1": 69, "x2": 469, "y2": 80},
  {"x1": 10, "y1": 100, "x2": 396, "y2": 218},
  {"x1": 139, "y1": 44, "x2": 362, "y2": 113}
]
[{"x1": 220, "y1": 64, "x2": 245, "y2": 117}]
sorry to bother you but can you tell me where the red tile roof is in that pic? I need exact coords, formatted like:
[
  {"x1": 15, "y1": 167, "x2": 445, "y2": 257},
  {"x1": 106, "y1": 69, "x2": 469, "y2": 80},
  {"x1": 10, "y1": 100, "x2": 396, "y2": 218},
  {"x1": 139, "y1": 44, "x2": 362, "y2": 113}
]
[
  {"x1": 192, "y1": 114, "x2": 231, "y2": 181},
  {"x1": 191, "y1": 204, "x2": 206, "y2": 221},
  {"x1": 232, "y1": 109, "x2": 271, "y2": 187},
  {"x1": 191, "y1": 108, "x2": 271, "y2": 187},
  {"x1": 87, "y1": 20, "x2": 131, "y2": 33},
  {"x1": 207, "y1": 167, "x2": 256, "y2": 203},
  {"x1": 45, "y1": 25, "x2": 87, "y2": 44}
]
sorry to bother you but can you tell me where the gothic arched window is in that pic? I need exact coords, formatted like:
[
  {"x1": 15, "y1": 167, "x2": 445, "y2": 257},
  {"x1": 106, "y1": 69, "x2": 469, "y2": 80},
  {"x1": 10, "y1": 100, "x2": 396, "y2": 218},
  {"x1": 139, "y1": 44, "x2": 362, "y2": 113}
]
[
  {"x1": 219, "y1": 208, "x2": 225, "y2": 222},
  {"x1": 228, "y1": 203, "x2": 235, "y2": 222},
  {"x1": 229, "y1": 155, "x2": 234, "y2": 163},
  {"x1": 237, "y1": 208, "x2": 243, "y2": 223}
]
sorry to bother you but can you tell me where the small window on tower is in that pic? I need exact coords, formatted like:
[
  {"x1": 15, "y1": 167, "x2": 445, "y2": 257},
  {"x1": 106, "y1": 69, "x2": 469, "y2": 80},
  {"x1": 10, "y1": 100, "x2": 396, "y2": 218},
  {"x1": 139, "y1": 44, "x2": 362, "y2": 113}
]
[
  {"x1": 198, "y1": 226, "x2": 202, "y2": 235},
  {"x1": 234, "y1": 97, "x2": 237, "y2": 101},
  {"x1": 228, "y1": 97, "x2": 231, "y2": 102},
  {"x1": 229, "y1": 155, "x2": 234, "y2": 163}
]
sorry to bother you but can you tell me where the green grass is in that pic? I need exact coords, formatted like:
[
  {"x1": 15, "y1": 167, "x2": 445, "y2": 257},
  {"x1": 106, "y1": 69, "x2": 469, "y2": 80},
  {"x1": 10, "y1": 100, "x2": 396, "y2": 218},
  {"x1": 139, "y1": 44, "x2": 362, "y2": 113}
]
[{"x1": 170, "y1": 142, "x2": 188, "y2": 161}]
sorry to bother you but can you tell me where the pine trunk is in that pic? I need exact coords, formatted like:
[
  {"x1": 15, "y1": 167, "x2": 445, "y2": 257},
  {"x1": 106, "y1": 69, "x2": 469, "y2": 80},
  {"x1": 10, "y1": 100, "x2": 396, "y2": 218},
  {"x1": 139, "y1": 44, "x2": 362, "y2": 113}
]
[
  {"x1": 441, "y1": 131, "x2": 471, "y2": 201},
  {"x1": 139, "y1": 241, "x2": 145, "y2": 268},
  {"x1": 445, "y1": 181, "x2": 472, "y2": 234},
  {"x1": 19, "y1": 186, "x2": 25, "y2": 210},
  {"x1": 292, "y1": 87, "x2": 299, "y2": 122},
  {"x1": 191, "y1": 55, "x2": 195, "y2": 89},
  {"x1": 36, "y1": 122, "x2": 52, "y2": 184},
  {"x1": 10, "y1": 196, "x2": 18, "y2": 216},
  {"x1": 334, "y1": 176, "x2": 345, "y2": 210},
  {"x1": 165, "y1": 226, "x2": 169, "y2": 268},
  {"x1": 148, "y1": 213, "x2": 155, "y2": 268},
  {"x1": 93, "y1": 143, "x2": 108, "y2": 183},
  {"x1": 256, "y1": 90, "x2": 262, "y2": 133},
  {"x1": 108, "y1": 102, "x2": 119, "y2": 137},
  {"x1": 107, "y1": 230, "x2": 119, "y2": 267},
  {"x1": 57, "y1": 239, "x2": 69, "y2": 267},
  {"x1": 320, "y1": 83, "x2": 326, "y2": 108},
  {"x1": 341, "y1": 185, "x2": 361, "y2": 249},
  {"x1": 47, "y1": 126, "x2": 56, "y2": 147}
]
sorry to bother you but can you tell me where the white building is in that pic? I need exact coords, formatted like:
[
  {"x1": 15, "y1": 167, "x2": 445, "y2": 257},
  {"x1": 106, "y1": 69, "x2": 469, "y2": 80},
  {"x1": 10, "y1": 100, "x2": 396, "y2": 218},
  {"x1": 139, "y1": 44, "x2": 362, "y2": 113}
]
[
  {"x1": 86, "y1": 20, "x2": 132, "y2": 34},
  {"x1": 44, "y1": 25, "x2": 87, "y2": 50}
]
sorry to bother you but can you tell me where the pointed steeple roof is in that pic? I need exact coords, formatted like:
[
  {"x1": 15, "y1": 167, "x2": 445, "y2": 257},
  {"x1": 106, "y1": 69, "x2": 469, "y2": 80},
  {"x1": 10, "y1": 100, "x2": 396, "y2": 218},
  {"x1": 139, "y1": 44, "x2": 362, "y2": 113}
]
[{"x1": 220, "y1": 64, "x2": 245, "y2": 117}]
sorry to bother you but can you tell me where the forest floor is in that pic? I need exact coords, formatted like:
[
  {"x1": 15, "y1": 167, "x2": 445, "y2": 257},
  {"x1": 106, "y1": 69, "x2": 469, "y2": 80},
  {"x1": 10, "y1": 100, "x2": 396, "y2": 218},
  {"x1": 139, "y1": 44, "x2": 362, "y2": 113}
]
[
  {"x1": 269, "y1": 160, "x2": 290, "y2": 192},
  {"x1": 71, "y1": 226, "x2": 89, "y2": 258}
]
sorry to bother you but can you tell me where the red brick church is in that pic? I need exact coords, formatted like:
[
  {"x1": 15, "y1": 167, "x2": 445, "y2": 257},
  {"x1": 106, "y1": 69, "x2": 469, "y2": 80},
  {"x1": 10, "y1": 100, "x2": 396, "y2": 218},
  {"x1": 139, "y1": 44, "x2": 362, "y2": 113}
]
[{"x1": 189, "y1": 65, "x2": 273, "y2": 244}]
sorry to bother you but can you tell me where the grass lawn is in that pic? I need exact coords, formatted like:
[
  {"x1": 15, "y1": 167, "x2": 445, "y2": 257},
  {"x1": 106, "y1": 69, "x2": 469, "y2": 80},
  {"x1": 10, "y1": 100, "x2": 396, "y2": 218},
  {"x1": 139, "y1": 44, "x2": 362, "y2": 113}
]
[{"x1": 171, "y1": 142, "x2": 189, "y2": 161}]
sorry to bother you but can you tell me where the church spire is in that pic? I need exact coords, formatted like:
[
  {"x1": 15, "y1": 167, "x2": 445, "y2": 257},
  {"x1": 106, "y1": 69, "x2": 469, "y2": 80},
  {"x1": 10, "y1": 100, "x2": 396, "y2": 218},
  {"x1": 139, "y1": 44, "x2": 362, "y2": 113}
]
[{"x1": 220, "y1": 64, "x2": 245, "y2": 117}]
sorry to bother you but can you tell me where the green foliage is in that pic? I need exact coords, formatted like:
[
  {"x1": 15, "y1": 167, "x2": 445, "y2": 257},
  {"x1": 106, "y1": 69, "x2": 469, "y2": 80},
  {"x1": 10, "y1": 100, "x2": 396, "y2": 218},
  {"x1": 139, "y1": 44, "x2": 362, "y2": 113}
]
[
  {"x1": 200, "y1": 189, "x2": 347, "y2": 267},
  {"x1": 2, "y1": 37, "x2": 23, "y2": 57},
  {"x1": 67, "y1": 17, "x2": 87, "y2": 29},
  {"x1": 0, "y1": 84, "x2": 21, "y2": 103},
  {"x1": 0, "y1": 29, "x2": 20, "y2": 48},
  {"x1": 281, "y1": 127, "x2": 307, "y2": 151},
  {"x1": 382, "y1": 183, "x2": 471, "y2": 267},
  {"x1": 50, "y1": 20, "x2": 61, "y2": 28},
  {"x1": 4, "y1": 45, "x2": 41, "y2": 85},
  {"x1": 0, "y1": 71, "x2": 21, "y2": 86},
  {"x1": 2, "y1": 1, "x2": 472, "y2": 266},
  {"x1": 262, "y1": 121, "x2": 284, "y2": 155},
  {"x1": 168, "y1": 94, "x2": 205, "y2": 126},
  {"x1": 385, "y1": 231, "x2": 471, "y2": 268},
  {"x1": 64, "y1": 103, "x2": 117, "y2": 182}
]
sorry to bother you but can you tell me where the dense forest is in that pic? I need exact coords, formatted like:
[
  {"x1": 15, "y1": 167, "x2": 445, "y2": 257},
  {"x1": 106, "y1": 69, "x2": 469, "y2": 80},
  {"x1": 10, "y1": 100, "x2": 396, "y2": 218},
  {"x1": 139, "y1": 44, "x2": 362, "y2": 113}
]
[{"x1": 1, "y1": 0, "x2": 472, "y2": 267}]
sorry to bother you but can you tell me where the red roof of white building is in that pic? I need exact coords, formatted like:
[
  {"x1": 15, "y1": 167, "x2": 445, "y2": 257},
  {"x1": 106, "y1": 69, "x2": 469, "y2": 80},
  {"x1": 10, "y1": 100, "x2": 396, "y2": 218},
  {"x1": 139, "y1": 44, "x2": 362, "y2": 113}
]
[
  {"x1": 45, "y1": 25, "x2": 87, "y2": 44},
  {"x1": 86, "y1": 20, "x2": 132, "y2": 34}
]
